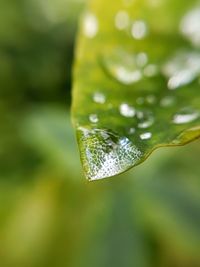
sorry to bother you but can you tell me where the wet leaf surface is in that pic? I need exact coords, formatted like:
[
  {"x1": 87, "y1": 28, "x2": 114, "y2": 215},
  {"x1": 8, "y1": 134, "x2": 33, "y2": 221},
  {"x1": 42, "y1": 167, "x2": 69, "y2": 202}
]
[{"x1": 72, "y1": 0, "x2": 200, "y2": 180}]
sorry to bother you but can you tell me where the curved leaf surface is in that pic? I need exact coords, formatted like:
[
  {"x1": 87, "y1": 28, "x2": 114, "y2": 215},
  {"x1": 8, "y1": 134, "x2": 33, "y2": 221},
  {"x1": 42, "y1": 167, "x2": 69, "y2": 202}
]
[{"x1": 72, "y1": 0, "x2": 200, "y2": 180}]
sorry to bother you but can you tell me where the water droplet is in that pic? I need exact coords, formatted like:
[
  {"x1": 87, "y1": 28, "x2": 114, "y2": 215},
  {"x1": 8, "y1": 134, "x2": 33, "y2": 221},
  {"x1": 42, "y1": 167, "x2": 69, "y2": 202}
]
[
  {"x1": 180, "y1": 8, "x2": 200, "y2": 47},
  {"x1": 115, "y1": 11, "x2": 130, "y2": 30},
  {"x1": 143, "y1": 64, "x2": 158, "y2": 77},
  {"x1": 93, "y1": 92, "x2": 106, "y2": 104},
  {"x1": 162, "y1": 51, "x2": 200, "y2": 90},
  {"x1": 116, "y1": 67, "x2": 142, "y2": 84},
  {"x1": 146, "y1": 95, "x2": 156, "y2": 105},
  {"x1": 137, "y1": 110, "x2": 155, "y2": 128},
  {"x1": 83, "y1": 13, "x2": 98, "y2": 38},
  {"x1": 160, "y1": 96, "x2": 175, "y2": 107},
  {"x1": 128, "y1": 127, "x2": 136, "y2": 135},
  {"x1": 131, "y1": 20, "x2": 148, "y2": 40},
  {"x1": 136, "y1": 53, "x2": 148, "y2": 67},
  {"x1": 103, "y1": 50, "x2": 146, "y2": 85},
  {"x1": 89, "y1": 114, "x2": 99, "y2": 123},
  {"x1": 136, "y1": 110, "x2": 145, "y2": 120},
  {"x1": 172, "y1": 108, "x2": 199, "y2": 124},
  {"x1": 78, "y1": 127, "x2": 142, "y2": 180},
  {"x1": 119, "y1": 103, "x2": 136, "y2": 117},
  {"x1": 167, "y1": 71, "x2": 194, "y2": 90},
  {"x1": 140, "y1": 132, "x2": 152, "y2": 140}
]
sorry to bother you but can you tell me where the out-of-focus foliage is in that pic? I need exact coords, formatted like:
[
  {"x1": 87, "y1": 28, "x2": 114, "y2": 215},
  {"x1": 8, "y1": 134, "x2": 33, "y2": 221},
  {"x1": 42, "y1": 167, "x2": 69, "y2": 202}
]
[
  {"x1": 72, "y1": 0, "x2": 200, "y2": 180},
  {"x1": 0, "y1": 0, "x2": 200, "y2": 267},
  {"x1": 0, "y1": 0, "x2": 84, "y2": 180}
]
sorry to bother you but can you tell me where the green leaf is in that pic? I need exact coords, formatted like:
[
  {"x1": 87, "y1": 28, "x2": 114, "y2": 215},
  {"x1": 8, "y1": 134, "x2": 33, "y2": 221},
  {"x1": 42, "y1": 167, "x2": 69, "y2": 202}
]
[{"x1": 72, "y1": 0, "x2": 200, "y2": 180}]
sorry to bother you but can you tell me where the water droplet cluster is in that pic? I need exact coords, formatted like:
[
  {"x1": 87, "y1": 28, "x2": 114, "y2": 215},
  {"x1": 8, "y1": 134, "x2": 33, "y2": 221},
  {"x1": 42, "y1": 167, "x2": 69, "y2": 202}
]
[{"x1": 77, "y1": 1, "x2": 200, "y2": 180}]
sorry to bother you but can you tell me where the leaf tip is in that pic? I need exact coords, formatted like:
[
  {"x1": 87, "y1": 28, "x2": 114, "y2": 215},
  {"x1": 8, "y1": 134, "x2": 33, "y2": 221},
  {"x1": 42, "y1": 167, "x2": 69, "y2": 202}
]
[{"x1": 76, "y1": 126, "x2": 143, "y2": 181}]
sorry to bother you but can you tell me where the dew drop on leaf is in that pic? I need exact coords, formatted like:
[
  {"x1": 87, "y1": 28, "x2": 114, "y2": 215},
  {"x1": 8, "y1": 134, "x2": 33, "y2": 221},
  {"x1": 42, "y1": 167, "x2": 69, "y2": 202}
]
[
  {"x1": 83, "y1": 13, "x2": 98, "y2": 38},
  {"x1": 146, "y1": 95, "x2": 157, "y2": 105},
  {"x1": 162, "y1": 51, "x2": 200, "y2": 90},
  {"x1": 115, "y1": 10, "x2": 130, "y2": 30},
  {"x1": 160, "y1": 96, "x2": 176, "y2": 107},
  {"x1": 140, "y1": 132, "x2": 152, "y2": 140},
  {"x1": 172, "y1": 108, "x2": 199, "y2": 124},
  {"x1": 93, "y1": 92, "x2": 106, "y2": 104},
  {"x1": 180, "y1": 7, "x2": 200, "y2": 47},
  {"x1": 89, "y1": 114, "x2": 99, "y2": 123},
  {"x1": 137, "y1": 110, "x2": 155, "y2": 129},
  {"x1": 128, "y1": 127, "x2": 136, "y2": 135},
  {"x1": 136, "y1": 52, "x2": 148, "y2": 67},
  {"x1": 131, "y1": 20, "x2": 148, "y2": 40},
  {"x1": 143, "y1": 64, "x2": 158, "y2": 77},
  {"x1": 119, "y1": 103, "x2": 136, "y2": 117},
  {"x1": 103, "y1": 49, "x2": 149, "y2": 85},
  {"x1": 77, "y1": 127, "x2": 142, "y2": 180},
  {"x1": 72, "y1": 0, "x2": 200, "y2": 180}
]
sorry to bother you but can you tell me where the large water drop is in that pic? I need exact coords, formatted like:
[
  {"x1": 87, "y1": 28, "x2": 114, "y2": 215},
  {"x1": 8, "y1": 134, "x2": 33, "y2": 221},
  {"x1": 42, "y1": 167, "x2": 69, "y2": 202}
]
[{"x1": 78, "y1": 127, "x2": 142, "y2": 180}]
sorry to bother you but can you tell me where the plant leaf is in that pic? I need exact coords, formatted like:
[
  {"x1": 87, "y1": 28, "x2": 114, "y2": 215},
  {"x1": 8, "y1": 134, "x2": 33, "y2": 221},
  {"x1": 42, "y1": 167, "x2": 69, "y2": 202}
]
[{"x1": 72, "y1": 0, "x2": 200, "y2": 180}]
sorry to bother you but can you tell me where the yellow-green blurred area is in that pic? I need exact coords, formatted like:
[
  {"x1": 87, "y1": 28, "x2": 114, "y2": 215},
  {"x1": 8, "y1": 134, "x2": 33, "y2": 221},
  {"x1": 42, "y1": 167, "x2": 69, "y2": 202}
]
[{"x1": 0, "y1": 0, "x2": 200, "y2": 267}]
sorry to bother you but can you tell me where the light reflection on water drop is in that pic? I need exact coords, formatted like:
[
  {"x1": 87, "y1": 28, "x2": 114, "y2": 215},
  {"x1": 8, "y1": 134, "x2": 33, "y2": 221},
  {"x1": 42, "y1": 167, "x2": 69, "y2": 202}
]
[
  {"x1": 89, "y1": 114, "x2": 99, "y2": 123},
  {"x1": 119, "y1": 103, "x2": 136, "y2": 117},
  {"x1": 83, "y1": 13, "x2": 98, "y2": 38},
  {"x1": 180, "y1": 7, "x2": 200, "y2": 47},
  {"x1": 137, "y1": 110, "x2": 155, "y2": 129},
  {"x1": 140, "y1": 132, "x2": 152, "y2": 140},
  {"x1": 172, "y1": 108, "x2": 199, "y2": 124},
  {"x1": 78, "y1": 127, "x2": 142, "y2": 180},
  {"x1": 146, "y1": 95, "x2": 156, "y2": 105},
  {"x1": 162, "y1": 51, "x2": 200, "y2": 90},
  {"x1": 131, "y1": 20, "x2": 148, "y2": 40},
  {"x1": 116, "y1": 67, "x2": 142, "y2": 84},
  {"x1": 115, "y1": 10, "x2": 130, "y2": 30},
  {"x1": 103, "y1": 50, "x2": 149, "y2": 85},
  {"x1": 136, "y1": 53, "x2": 148, "y2": 67},
  {"x1": 137, "y1": 110, "x2": 145, "y2": 120},
  {"x1": 160, "y1": 96, "x2": 175, "y2": 107},
  {"x1": 128, "y1": 127, "x2": 136, "y2": 135},
  {"x1": 93, "y1": 92, "x2": 106, "y2": 104},
  {"x1": 143, "y1": 64, "x2": 158, "y2": 77}
]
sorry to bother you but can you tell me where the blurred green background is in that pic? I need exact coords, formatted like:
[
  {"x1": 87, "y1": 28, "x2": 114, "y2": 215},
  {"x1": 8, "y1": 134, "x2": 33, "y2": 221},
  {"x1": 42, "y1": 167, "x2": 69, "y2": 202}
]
[{"x1": 0, "y1": 0, "x2": 200, "y2": 266}]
